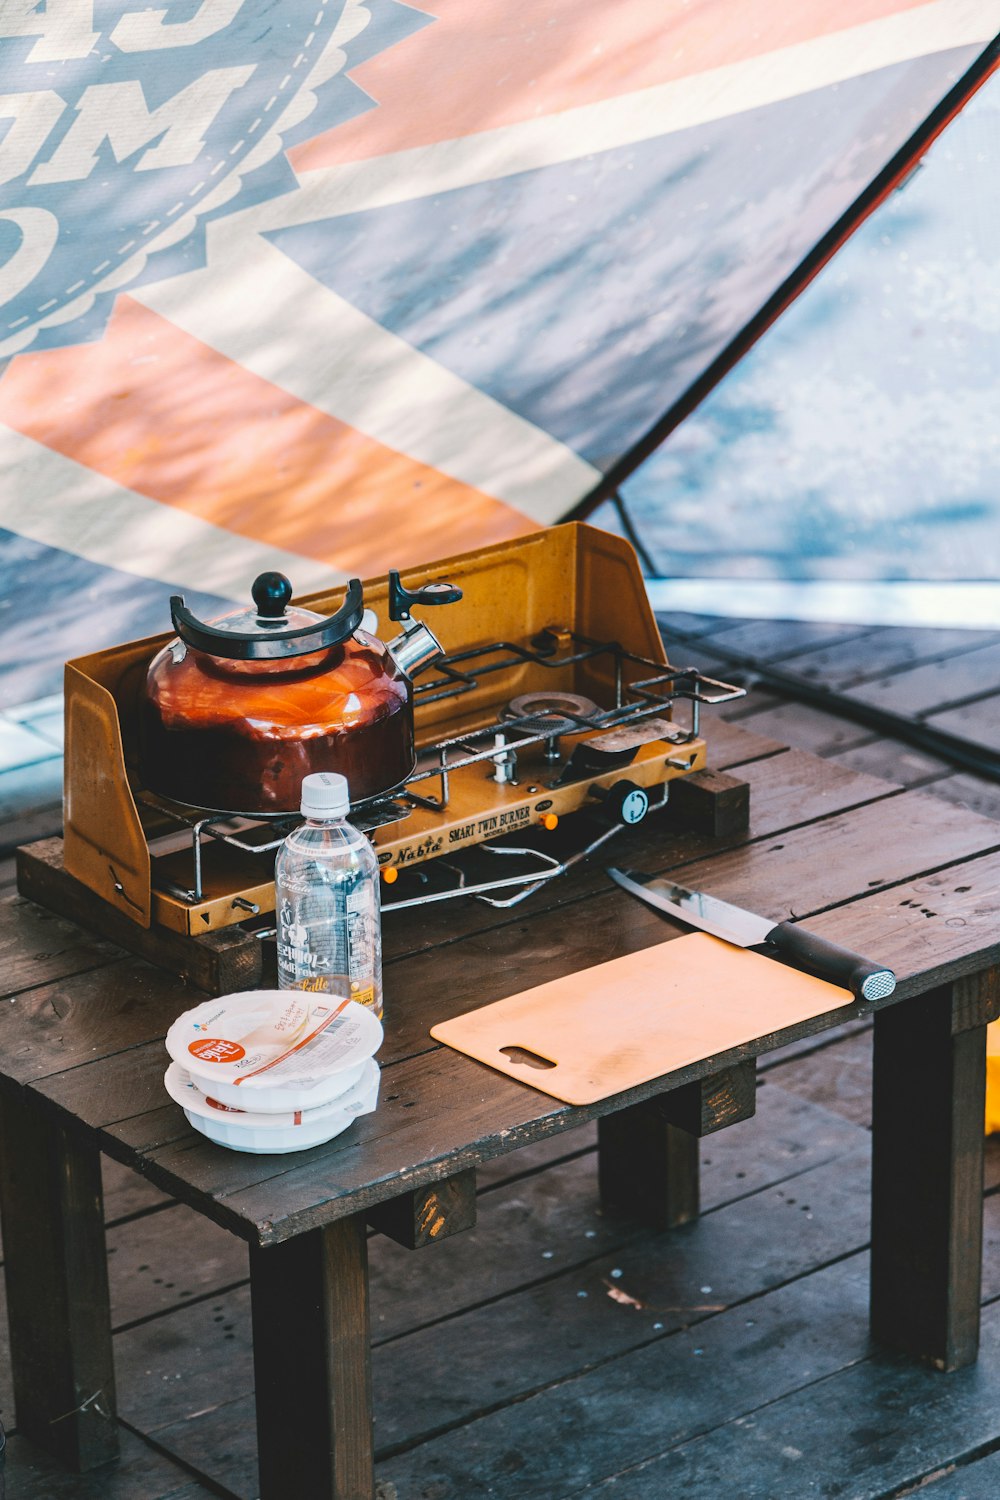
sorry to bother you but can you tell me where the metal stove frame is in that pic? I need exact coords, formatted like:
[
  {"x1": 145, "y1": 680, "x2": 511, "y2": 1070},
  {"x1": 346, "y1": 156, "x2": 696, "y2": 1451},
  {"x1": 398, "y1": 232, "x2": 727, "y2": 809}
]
[{"x1": 140, "y1": 631, "x2": 744, "y2": 912}]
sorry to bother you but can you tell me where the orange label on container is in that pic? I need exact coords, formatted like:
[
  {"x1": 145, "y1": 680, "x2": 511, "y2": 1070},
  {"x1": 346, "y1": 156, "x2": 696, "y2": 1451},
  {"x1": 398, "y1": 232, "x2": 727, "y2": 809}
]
[{"x1": 189, "y1": 1037, "x2": 246, "y2": 1064}]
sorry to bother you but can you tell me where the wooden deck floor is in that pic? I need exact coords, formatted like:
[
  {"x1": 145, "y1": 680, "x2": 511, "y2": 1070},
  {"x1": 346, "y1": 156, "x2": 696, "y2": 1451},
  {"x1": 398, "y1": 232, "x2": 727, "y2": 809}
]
[{"x1": 3, "y1": 615, "x2": 1000, "y2": 1500}]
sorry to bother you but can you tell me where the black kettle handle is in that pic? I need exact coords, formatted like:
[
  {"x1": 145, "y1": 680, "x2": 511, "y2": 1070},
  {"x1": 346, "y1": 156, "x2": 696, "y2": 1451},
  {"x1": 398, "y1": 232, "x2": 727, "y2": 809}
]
[{"x1": 171, "y1": 576, "x2": 365, "y2": 660}]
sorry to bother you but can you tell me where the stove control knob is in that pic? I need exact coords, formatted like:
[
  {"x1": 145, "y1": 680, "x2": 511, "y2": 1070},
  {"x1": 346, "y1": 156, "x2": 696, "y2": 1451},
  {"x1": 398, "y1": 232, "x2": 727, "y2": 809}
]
[{"x1": 592, "y1": 780, "x2": 649, "y2": 826}]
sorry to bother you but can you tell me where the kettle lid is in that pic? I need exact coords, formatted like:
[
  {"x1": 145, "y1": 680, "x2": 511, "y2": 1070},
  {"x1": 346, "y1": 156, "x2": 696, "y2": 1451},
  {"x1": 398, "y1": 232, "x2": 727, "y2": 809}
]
[{"x1": 170, "y1": 573, "x2": 365, "y2": 661}]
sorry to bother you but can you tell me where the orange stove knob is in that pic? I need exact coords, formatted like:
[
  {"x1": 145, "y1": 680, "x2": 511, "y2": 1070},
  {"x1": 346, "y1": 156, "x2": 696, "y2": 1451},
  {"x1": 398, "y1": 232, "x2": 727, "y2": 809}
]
[
  {"x1": 541, "y1": 812, "x2": 559, "y2": 831},
  {"x1": 381, "y1": 866, "x2": 399, "y2": 884}
]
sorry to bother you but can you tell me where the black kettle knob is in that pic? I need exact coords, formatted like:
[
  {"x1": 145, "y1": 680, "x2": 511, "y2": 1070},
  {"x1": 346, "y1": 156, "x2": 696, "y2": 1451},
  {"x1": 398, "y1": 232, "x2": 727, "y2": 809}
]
[
  {"x1": 388, "y1": 570, "x2": 463, "y2": 622},
  {"x1": 252, "y1": 572, "x2": 293, "y2": 619}
]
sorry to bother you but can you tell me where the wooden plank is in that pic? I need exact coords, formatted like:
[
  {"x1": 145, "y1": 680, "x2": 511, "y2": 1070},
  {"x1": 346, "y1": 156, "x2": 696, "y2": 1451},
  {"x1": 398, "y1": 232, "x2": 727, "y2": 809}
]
[
  {"x1": 119, "y1": 1145, "x2": 880, "y2": 1481},
  {"x1": 923, "y1": 770, "x2": 1000, "y2": 823},
  {"x1": 106, "y1": 1201, "x2": 247, "y2": 1329},
  {"x1": 765, "y1": 1024, "x2": 873, "y2": 1128},
  {"x1": 0, "y1": 1275, "x2": 13, "y2": 1424},
  {"x1": 367, "y1": 1168, "x2": 477, "y2": 1250},
  {"x1": 372, "y1": 1255, "x2": 872, "y2": 1498},
  {"x1": 844, "y1": 640, "x2": 1000, "y2": 717},
  {"x1": 910, "y1": 1450, "x2": 1000, "y2": 1497},
  {"x1": 826, "y1": 734, "x2": 952, "y2": 785},
  {"x1": 695, "y1": 619, "x2": 874, "y2": 662},
  {"x1": 17, "y1": 839, "x2": 263, "y2": 997},
  {"x1": 656, "y1": 612, "x2": 748, "y2": 641},
  {"x1": 0, "y1": 1087, "x2": 117, "y2": 1470},
  {"x1": 775, "y1": 626, "x2": 1000, "y2": 690},
  {"x1": 558, "y1": 1295, "x2": 1000, "y2": 1500},
  {"x1": 41, "y1": 825, "x2": 1000, "y2": 1246},
  {"x1": 927, "y1": 695, "x2": 1000, "y2": 754},
  {"x1": 102, "y1": 1157, "x2": 172, "y2": 1225},
  {"x1": 0, "y1": 1428, "x2": 220, "y2": 1499},
  {"x1": 367, "y1": 1082, "x2": 862, "y2": 1343},
  {"x1": 0, "y1": 894, "x2": 120, "y2": 997},
  {"x1": 476, "y1": 1125, "x2": 597, "y2": 1190},
  {"x1": 720, "y1": 697, "x2": 873, "y2": 756},
  {"x1": 105, "y1": 1082, "x2": 870, "y2": 1490},
  {"x1": 373, "y1": 1192, "x2": 1000, "y2": 1500},
  {"x1": 697, "y1": 716, "x2": 784, "y2": 764},
  {"x1": 870, "y1": 975, "x2": 994, "y2": 1370},
  {"x1": 656, "y1": 788, "x2": 1000, "y2": 937},
  {"x1": 0, "y1": 959, "x2": 194, "y2": 1087},
  {"x1": 793, "y1": 848, "x2": 1000, "y2": 995},
  {"x1": 249, "y1": 1214, "x2": 374, "y2": 1500}
]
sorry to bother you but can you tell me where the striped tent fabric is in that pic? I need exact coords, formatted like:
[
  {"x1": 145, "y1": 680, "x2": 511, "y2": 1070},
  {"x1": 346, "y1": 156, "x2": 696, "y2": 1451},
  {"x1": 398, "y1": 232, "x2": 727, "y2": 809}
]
[{"x1": 0, "y1": 0, "x2": 997, "y2": 703}]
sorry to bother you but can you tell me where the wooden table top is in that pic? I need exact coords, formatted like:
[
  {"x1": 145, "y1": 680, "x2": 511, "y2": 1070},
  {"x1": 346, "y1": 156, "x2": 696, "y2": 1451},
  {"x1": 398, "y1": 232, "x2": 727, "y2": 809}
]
[{"x1": 3, "y1": 719, "x2": 1000, "y2": 1249}]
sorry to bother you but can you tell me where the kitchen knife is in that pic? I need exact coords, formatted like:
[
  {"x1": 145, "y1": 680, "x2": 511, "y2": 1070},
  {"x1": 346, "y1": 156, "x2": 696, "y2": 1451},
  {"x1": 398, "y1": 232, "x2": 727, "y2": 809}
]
[{"x1": 606, "y1": 867, "x2": 896, "y2": 1002}]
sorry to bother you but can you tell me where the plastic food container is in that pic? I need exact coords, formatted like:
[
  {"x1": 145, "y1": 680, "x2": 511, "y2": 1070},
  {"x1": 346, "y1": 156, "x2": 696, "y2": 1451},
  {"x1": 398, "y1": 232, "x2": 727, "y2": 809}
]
[
  {"x1": 164, "y1": 1057, "x2": 381, "y2": 1153},
  {"x1": 165, "y1": 990, "x2": 382, "y2": 1113}
]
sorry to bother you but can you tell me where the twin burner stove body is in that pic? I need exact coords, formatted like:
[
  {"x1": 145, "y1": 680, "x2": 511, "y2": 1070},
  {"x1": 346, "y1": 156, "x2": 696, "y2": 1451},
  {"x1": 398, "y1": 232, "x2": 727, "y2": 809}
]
[{"x1": 60, "y1": 525, "x2": 745, "y2": 936}]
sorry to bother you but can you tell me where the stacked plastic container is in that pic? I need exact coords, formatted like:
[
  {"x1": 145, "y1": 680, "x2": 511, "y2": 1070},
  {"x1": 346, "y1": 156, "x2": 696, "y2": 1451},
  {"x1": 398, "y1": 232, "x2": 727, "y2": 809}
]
[{"x1": 164, "y1": 990, "x2": 382, "y2": 1153}]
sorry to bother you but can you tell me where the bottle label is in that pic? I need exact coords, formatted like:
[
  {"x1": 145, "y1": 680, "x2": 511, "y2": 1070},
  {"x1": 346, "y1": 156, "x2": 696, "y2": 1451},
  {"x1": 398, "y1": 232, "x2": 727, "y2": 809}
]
[{"x1": 276, "y1": 870, "x2": 382, "y2": 1015}]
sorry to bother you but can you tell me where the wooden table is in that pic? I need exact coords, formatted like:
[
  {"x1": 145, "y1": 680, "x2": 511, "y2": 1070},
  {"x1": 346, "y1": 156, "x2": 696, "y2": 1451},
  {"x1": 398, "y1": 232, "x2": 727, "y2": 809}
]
[{"x1": 2, "y1": 719, "x2": 1000, "y2": 1500}]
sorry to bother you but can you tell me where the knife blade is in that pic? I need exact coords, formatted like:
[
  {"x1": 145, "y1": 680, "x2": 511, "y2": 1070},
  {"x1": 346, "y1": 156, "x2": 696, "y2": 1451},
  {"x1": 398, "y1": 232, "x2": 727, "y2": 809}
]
[{"x1": 606, "y1": 867, "x2": 896, "y2": 1002}]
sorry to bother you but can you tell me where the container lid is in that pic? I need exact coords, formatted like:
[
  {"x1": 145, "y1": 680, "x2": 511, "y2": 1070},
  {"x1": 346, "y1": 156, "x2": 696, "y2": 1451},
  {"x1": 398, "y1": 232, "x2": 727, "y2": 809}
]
[
  {"x1": 164, "y1": 1057, "x2": 379, "y2": 1130},
  {"x1": 301, "y1": 771, "x2": 350, "y2": 818},
  {"x1": 165, "y1": 991, "x2": 382, "y2": 1098}
]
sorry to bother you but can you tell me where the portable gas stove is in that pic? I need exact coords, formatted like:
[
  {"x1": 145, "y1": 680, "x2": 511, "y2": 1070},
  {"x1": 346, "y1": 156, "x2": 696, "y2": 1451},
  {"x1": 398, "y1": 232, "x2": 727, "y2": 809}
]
[
  {"x1": 47, "y1": 524, "x2": 745, "y2": 945},
  {"x1": 141, "y1": 633, "x2": 743, "y2": 921}
]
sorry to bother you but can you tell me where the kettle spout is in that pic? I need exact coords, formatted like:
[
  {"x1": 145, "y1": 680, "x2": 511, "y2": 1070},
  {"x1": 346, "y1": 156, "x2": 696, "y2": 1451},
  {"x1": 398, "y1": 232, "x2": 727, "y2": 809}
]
[{"x1": 388, "y1": 620, "x2": 444, "y2": 680}]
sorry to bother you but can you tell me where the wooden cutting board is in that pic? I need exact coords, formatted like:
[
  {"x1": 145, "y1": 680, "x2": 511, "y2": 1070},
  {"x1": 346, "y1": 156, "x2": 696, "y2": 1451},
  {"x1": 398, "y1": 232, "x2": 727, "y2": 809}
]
[{"x1": 430, "y1": 933, "x2": 854, "y2": 1105}]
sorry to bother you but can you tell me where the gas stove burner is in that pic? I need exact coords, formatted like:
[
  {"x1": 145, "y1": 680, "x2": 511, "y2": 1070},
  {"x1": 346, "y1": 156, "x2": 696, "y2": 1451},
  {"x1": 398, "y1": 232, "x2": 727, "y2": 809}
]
[{"x1": 502, "y1": 691, "x2": 602, "y2": 737}]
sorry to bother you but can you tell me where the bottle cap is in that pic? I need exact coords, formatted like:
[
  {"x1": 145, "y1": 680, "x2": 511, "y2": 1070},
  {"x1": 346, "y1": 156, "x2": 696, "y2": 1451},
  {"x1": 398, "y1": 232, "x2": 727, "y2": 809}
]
[{"x1": 300, "y1": 771, "x2": 350, "y2": 819}]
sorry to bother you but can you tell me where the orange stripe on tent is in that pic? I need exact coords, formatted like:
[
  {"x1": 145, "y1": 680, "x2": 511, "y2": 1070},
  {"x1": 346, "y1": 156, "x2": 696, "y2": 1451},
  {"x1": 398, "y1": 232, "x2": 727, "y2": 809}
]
[
  {"x1": 0, "y1": 298, "x2": 537, "y2": 574},
  {"x1": 291, "y1": 0, "x2": 930, "y2": 170}
]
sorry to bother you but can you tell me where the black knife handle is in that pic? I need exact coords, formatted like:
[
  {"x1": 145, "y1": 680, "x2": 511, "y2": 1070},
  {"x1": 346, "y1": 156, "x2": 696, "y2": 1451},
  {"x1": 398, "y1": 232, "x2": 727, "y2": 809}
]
[{"x1": 765, "y1": 922, "x2": 896, "y2": 1002}]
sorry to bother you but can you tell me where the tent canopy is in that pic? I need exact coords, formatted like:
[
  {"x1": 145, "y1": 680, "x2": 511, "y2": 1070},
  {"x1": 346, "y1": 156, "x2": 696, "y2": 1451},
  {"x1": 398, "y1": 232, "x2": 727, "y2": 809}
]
[{"x1": 1, "y1": 0, "x2": 996, "y2": 702}]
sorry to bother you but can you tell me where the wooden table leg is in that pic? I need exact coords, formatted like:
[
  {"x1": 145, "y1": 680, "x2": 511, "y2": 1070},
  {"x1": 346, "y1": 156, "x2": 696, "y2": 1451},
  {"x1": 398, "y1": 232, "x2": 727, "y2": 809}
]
[
  {"x1": 870, "y1": 973, "x2": 1000, "y2": 1371},
  {"x1": 250, "y1": 1213, "x2": 374, "y2": 1500},
  {"x1": 598, "y1": 1101, "x2": 700, "y2": 1229},
  {"x1": 598, "y1": 1064, "x2": 756, "y2": 1230},
  {"x1": 0, "y1": 1087, "x2": 118, "y2": 1470}
]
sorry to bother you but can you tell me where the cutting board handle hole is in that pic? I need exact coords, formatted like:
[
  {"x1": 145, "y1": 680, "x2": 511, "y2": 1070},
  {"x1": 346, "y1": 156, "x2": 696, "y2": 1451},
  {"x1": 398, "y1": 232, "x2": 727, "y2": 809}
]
[{"x1": 500, "y1": 1045, "x2": 557, "y2": 1071}]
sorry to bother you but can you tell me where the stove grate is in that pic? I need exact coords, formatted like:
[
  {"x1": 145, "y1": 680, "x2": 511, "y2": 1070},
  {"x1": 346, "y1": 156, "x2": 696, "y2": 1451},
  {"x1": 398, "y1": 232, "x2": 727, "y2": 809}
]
[{"x1": 137, "y1": 630, "x2": 743, "y2": 905}]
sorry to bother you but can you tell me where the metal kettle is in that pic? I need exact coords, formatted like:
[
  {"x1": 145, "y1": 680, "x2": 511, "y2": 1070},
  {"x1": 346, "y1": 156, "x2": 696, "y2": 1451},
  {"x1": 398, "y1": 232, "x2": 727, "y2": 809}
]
[{"x1": 138, "y1": 569, "x2": 461, "y2": 815}]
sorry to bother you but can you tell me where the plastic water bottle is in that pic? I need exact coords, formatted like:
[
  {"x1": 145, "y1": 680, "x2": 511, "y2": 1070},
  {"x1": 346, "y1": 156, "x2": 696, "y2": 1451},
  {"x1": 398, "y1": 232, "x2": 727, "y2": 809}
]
[{"x1": 274, "y1": 772, "x2": 383, "y2": 1017}]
